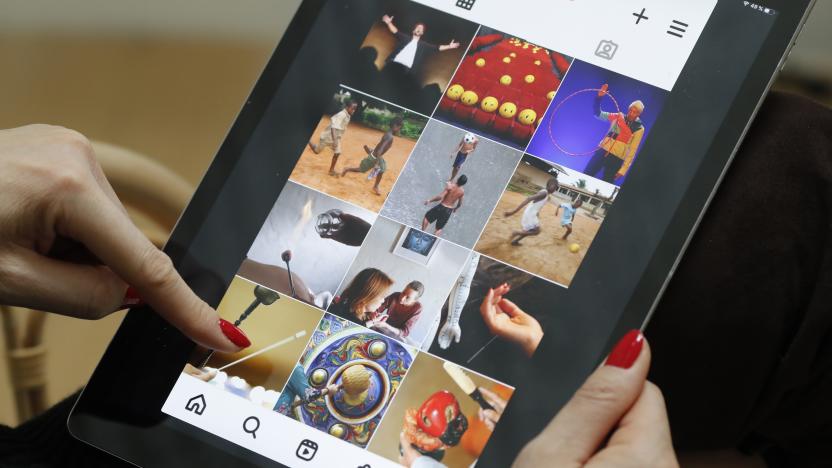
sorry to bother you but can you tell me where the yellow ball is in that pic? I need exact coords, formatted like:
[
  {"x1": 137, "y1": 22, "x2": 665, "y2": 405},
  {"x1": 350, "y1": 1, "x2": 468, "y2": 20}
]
[
  {"x1": 461, "y1": 90, "x2": 479, "y2": 106},
  {"x1": 569, "y1": 243, "x2": 581, "y2": 254},
  {"x1": 447, "y1": 84, "x2": 464, "y2": 101},
  {"x1": 499, "y1": 75, "x2": 512, "y2": 86},
  {"x1": 524, "y1": 74, "x2": 536, "y2": 84},
  {"x1": 518, "y1": 109, "x2": 537, "y2": 126},
  {"x1": 547, "y1": 90, "x2": 556, "y2": 100},
  {"x1": 481, "y1": 96, "x2": 499, "y2": 113},
  {"x1": 534, "y1": 60, "x2": 542, "y2": 66},
  {"x1": 328, "y1": 423, "x2": 347, "y2": 439},
  {"x1": 499, "y1": 102, "x2": 517, "y2": 119},
  {"x1": 475, "y1": 58, "x2": 486, "y2": 67},
  {"x1": 310, "y1": 368, "x2": 329, "y2": 386},
  {"x1": 502, "y1": 57, "x2": 511, "y2": 64}
]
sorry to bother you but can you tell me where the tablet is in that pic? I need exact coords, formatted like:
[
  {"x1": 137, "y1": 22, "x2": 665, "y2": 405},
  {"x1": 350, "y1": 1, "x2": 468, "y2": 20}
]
[{"x1": 69, "y1": 1, "x2": 815, "y2": 467}]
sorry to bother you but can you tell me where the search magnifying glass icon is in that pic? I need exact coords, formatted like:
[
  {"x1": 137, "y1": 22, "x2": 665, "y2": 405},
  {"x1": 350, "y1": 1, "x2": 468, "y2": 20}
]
[{"x1": 243, "y1": 416, "x2": 260, "y2": 439}]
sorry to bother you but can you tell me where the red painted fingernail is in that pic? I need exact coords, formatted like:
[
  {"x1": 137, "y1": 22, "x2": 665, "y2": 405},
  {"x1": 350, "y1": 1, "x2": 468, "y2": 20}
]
[
  {"x1": 219, "y1": 319, "x2": 251, "y2": 348},
  {"x1": 605, "y1": 330, "x2": 644, "y2": 369},
  {"x1": 120, "y1": 286, "x2": 145, "y2": 309}
]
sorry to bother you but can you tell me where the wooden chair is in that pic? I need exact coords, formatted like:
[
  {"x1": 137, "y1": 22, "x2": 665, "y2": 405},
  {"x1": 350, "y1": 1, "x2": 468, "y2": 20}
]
[{"x1": 0, "y1": 141, "x2": 194, "y2": 423}]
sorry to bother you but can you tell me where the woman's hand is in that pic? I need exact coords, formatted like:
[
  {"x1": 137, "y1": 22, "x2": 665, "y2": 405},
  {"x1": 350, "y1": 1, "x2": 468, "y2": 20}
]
[
  {"x1": 480, "y1": 284, "x2": 543, "y2": 357},
  {"x1": 0, "y1": 125, "x2": 246, "y2": 352},
  {"x1": 514, "y1": 331, "x2": 678, "y2": 468}
]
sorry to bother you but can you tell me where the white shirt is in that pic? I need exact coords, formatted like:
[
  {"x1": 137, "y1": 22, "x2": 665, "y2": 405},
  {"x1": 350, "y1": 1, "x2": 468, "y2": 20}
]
[
  {"x1": 393, "y1": 37, "x2": 420, "y2": 68},
  {"x1": 328, "y1": 109, "x2": 351, "y2": 131}
]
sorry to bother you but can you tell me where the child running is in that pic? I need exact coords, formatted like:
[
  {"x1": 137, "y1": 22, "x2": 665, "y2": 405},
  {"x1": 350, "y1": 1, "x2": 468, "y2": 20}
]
[
  {"x1": 308, "y1": 100, "x2": 359, "y2": 176},
  {"x1": 504, "y1": 176, "x2": 560, "y2": 246},
  {"x1": 340, "y1": 117, "x2": 403, "y2": 195},
  {"x1": 423, "y1": 175, "x2": 467, "y2": 236},
  {"x1": 449, "y1": 132, "x2": 478, "y2": 181},
  {"x1": 555, "y1": 198, "x2": 584, "y2": 240}
]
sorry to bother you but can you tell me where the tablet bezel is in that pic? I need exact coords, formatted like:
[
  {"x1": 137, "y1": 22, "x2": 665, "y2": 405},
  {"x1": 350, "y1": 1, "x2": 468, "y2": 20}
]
[{"x1": 68, "y1": 1, "x2": 816, "y2": 467}]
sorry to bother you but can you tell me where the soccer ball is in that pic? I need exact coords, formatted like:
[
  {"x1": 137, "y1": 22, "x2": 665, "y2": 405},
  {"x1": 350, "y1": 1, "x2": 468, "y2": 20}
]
[
  {"x1": 463, "y1": 133, "x2": 477, "y2": 144},
  {"x1": 569, "y1": 243, "x2": 581, "y2": 253}
]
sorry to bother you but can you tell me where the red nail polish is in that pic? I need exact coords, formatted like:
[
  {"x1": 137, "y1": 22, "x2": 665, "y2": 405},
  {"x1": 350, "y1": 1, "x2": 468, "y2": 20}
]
[
  {"x1": 120, "y1": 286, "x2": 145, "y2": 309},
  {"x1": 219, "y1": 319, "x2": 251, "y2": 348},
  {"x1": 605, "y1": 330, "x2": 644, "y2": 369}
]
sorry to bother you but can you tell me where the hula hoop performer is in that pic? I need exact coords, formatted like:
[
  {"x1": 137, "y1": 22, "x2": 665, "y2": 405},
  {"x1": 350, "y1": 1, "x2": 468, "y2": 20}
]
[{"x1": 584, "y1": 84, "x2": 645, "y2": 183}]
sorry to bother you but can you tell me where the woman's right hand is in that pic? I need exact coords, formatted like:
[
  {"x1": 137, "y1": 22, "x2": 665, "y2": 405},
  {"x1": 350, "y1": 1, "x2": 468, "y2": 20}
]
[
  {"x1": 0, "y1": 124, "x2": 246, "y2": 352},
  {"x1": 480, "y1": 285, "x2": 543, "y2": 357},
  {"x1": 514, "y1": 331, "x2": 678, "y2": 468}
]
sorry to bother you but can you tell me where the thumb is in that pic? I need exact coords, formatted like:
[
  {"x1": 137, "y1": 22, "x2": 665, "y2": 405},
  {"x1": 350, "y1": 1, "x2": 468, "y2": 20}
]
[{"x1": 515, "y1": 330, "x2": 649, "y2": 467}]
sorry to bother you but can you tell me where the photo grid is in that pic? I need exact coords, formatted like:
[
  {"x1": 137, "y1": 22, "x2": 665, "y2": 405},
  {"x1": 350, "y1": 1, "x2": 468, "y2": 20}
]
[{"x1": 177, "y1": 3, "x2": 670, "y2": 466}]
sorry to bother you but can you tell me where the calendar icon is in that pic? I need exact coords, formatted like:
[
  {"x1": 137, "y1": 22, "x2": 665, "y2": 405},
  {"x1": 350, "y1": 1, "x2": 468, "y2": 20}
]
[{"x1": 456, "y1": 0, "x2": 476, "y2": 10}]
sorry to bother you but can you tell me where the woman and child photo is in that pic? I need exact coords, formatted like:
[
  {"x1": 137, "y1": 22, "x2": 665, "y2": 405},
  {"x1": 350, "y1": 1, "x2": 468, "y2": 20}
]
[
  {"x1": 329, "y1": 268, "x2": 425, "y2": 344},
  {"x1": 328, "y1": 217, "x2": 471, "y2": 347}
]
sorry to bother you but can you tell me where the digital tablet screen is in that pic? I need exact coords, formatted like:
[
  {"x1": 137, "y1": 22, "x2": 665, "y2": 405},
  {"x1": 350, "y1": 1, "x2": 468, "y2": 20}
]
[{"x1": 138, "y1": 1, "x2": 783, "y2": 466}]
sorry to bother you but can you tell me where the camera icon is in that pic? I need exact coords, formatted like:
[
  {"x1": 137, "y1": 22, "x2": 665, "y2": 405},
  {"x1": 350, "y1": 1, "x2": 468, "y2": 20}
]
[{"x1": 595, "y1": 40, "x2": 619, "y2": 60}]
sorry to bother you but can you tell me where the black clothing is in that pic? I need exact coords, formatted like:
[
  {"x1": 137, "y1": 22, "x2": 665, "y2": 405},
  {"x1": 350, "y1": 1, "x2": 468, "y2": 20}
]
[
  {"x1": 424, "y1": 204, "x2": 454, "y2": 230},
  {"x1": 386, "y1": 32, "x2": 439, "y2": 72},
  {"x1": 584, "y1": 148, "x2": 625, "y2": 183},
  {"x1": 647, "y1": 92, "x2": 832, "y2": 467}
]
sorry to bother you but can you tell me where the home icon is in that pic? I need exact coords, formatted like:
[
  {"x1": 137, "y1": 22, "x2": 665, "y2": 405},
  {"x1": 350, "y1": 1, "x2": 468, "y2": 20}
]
[{"x1": 185, "y1": 394, "x2": 207, "y2": 416}]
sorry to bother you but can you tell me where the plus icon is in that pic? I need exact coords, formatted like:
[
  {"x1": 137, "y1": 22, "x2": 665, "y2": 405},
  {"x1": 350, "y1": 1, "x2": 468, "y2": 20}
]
[{"x1": 633, "y1": 8, "x2": 649, "y2": 24}]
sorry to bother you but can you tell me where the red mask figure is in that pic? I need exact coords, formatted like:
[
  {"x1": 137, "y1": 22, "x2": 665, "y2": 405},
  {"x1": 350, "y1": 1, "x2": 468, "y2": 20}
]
[{"x1": 417, "y1": 390, "x2": 469, "y2": 447}]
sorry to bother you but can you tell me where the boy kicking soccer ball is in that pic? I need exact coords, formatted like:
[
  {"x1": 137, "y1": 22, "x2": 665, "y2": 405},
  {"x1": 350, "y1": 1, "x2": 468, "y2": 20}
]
[
  {"x1": 504, "y1": 177, "x2": 560, "y2": 246},
  {"x1": 340, "y1": 117, "x2": 403, "y2": 195},
  {"x1": 308, "y1": 100, "x2": 359, "y2": 176}
]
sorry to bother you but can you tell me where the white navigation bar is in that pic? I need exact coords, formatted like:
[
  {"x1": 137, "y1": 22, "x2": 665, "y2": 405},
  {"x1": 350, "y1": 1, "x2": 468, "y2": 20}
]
[
  {"x1": 163, "y1": 374, "x2": 399, "y2": 468},
  {"x1": 413, "y1": 0, "x2": 718, "y2": 90}
]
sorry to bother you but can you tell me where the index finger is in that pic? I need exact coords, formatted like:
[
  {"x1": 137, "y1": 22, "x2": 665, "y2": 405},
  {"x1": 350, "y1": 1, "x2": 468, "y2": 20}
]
[
  {"x1": 59, "y1": 185, "x2": 241, "y2": 352},
  {"x1": 480, "y1": 288, "x2": 498, "y2": 322}
]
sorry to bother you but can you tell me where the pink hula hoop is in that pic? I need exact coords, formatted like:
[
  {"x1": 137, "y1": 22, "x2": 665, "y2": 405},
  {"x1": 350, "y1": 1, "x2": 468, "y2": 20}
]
[{"x1": 547, "y1": 88, "x2": 622, "y2": 157}]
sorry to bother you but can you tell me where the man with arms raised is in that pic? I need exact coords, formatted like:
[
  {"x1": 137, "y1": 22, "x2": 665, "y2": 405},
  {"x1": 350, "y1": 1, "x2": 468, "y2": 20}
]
[{"x1": 381, "y1": 15, "x2": 461, "y2": 75}]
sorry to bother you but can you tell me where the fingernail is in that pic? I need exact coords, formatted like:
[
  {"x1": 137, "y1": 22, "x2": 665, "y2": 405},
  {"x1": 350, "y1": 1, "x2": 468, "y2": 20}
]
[
  {"x1": 605, "y1": 329, "x2": 644, "y2": 369},
  {"x1": 219, "y1": 319, "x2": 251, "y2": 348},
  {"x1": 120, "y1": 286, "x2": 145, "y2": 308}
]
